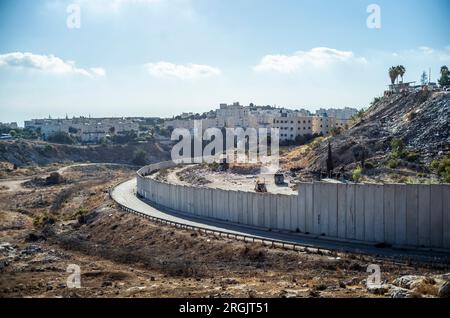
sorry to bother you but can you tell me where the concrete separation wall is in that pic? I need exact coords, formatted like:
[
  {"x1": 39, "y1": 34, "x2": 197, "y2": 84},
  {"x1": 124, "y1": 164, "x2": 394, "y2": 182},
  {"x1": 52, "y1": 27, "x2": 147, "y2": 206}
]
[{"x1": 136, "y1": 162, "x2": 450, "y2": 250}]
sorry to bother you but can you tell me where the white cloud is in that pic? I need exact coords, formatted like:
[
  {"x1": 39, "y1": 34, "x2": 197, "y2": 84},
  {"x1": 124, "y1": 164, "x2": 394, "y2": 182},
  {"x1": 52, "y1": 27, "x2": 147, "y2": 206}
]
[
  {"x1": 0, "y1": 52, "x2": 105, "y2": 77},
  {"x1": 144, "y1": 61, "x2": 221, "y2": 80},
  {"x1": 254, "y1": 47, "x2": 366, "y2": 73},
  {"x1": 75, "y1": 0, "x2": 161, "y2": 13},
  {"x1": 418, "y1": 46, "x2": 434, "y2": 54},
  {"x1": 90, "y1": 67, "x2": 106, "y2": 77}
]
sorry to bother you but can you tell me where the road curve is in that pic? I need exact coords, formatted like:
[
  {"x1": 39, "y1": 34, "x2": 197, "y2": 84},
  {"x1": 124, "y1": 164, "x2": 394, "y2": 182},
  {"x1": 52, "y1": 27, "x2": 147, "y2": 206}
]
[{"x1": 111, "y1": 178, "x2": 450, "y2": 264}]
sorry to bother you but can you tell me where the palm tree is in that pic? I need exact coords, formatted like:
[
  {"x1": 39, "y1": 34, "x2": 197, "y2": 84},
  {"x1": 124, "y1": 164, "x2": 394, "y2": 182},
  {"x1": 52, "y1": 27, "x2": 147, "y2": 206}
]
[
  {"x1": 396, "y1": 65, "x2": 406, "y2": 83},
  {"x1": 389, "y1": 66, "x2": 398, "y2": 85}
]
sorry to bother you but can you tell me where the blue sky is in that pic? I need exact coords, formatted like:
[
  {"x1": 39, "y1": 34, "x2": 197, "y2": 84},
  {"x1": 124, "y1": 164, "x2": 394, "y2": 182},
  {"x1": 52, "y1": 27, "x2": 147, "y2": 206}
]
[{"x1": 0, "y1": 0, "x2": 449, "y2": 125}]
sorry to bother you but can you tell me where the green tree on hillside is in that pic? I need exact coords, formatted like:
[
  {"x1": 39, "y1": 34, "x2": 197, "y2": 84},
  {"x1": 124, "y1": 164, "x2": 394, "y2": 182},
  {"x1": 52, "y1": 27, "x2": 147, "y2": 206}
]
[
  {"x1": 396, "y1": 65, "x2": 406, "y2": 83},
  {"x1": 389, "y1": 66, "x2": 398, "y2": 85},
  {"x1": 420, "y1": 71, "x2": 428, "y2": 85},
  {"x1": 9, "y1": 130, "x2": 17, "y2": 138},
  {"x1": 438, "y1": 65, "x2": 450, "y2": 87}
]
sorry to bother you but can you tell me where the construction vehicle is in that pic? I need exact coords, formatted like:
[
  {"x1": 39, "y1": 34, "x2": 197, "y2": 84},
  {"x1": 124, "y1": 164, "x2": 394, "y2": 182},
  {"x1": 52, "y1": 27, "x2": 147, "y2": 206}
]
[{"x1": 255, "y1": 178, "x2": 267, "y2": 193}]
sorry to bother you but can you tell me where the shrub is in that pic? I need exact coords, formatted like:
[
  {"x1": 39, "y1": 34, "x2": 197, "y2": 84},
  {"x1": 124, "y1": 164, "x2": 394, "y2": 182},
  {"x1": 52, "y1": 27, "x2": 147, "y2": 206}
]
[
  {"x1": 404, "y1": 151, "x2": 419, "y2": 162},
  {"x1": 72, "y1": 207, "x2": 89, "y2": 220},
  {"x1": 390, "y1": 138, "x2": 404, "y2": 155},
  {"x1": 44, "y1": 144, "x2": 54, "y2": 153},
  {"x1": 132, "y1": 149, "x2": 148, "y2": 166},
  {"x1": 431, "y1": 157, "x2": 450, "y2": 183},
  {"x1": 364, "y1": 162, "x2": 375, "y2": 169},
  {"x1": 352, "y1": 166, "x2": 362, "y2": 182},
  {"x1": 388, "y1": 158, "x2": 400, "y2": 169},
  {"x1": 46, "y1": 172, "x2": 63, "y2": 185},
  {"x1": 47, "y1": 131, "x2": 75, "y2": 144},
  {"x1": 33, "y1": 214, "x2": 55, "y2": 227}
]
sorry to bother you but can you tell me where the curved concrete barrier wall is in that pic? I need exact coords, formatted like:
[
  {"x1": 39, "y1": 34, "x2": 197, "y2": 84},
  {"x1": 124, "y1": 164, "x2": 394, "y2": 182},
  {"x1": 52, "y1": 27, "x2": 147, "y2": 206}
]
[{"x1": 137, "y1": 163, "x2": 450, "y2": 250}]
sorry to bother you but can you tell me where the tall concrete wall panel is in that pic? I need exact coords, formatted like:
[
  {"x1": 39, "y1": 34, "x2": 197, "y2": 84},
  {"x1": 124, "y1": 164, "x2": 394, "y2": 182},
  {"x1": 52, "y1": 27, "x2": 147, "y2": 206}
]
[
  {"x1": 418, "y1": 184, "x2": 431, "y2": 247},
  {"x1": 395, "y1": 184, "x2": 407, "y2": 245},
  {"x1": 304, "y1": 183, "x2": 314, "y2": 234},
  {"x1": 337, "y1": 184, "x2": 347, "y2": 239},
  {"x1": 327, "y1": 183, "x2": 338, "y2": 238},
  {"x1": 355, "y1": 184, "x2": 365, "y2": 241},
  {"x1": 373, "y1": 184, "x2": 385, "y2": 243},
  {"x1": 384, "y1": 184, "x2": 396, "y2": 244},
  {"x1": 406, "y1": 184, "x2": 419, "y2": 246},
  {"x1": 364, "y1": 184, "x2": 375, "y2": 242},
  {"x1": 443, "y1": 185, "x2": 450, "y2": 249}
]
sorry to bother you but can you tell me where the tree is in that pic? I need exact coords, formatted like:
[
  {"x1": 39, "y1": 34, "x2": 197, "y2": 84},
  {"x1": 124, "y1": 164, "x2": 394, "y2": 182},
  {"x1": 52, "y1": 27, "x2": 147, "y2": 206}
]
[
  {"x1": 438, "y1": 65, "x2": 450, "y2": 87},
  {"x1": 396, "y1": 65, "x2": 406, "y2": 83},
  {"x1": 420, "y1": 71, "x2": 428, "y2": 85},
  {"x1": 388, "y1": 66, "x2": 398, "y2": 85},
  {"x1": 132, "y1": 149, "x2": 147, "y2": 166},
  {"x1": 9, "y1": 130, "x2": 17, "y2": 138},
  {"x1": 47, "y1": 131, "x2": 75, "y2": 144}
]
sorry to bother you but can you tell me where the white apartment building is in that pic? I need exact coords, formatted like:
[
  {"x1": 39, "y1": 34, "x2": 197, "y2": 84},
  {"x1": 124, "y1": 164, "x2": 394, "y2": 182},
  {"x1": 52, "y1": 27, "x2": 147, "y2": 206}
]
[
  {"x1": 25, "y1": 117, "x2": 140, "y2": 143},
  {"x1": 273, "y1": 115, "x2": 314, "y2": 141},
  {"x1": 273, "y1": 115, "x2": 341, "y2": 141},
  {"x1": 216, "y1": 102, "x2": 250, "y2": 128},
  {"x1": 164, "y1": 103, "x2": 356, "y2": 142},
  {"x1": 0, "y1": 122, "x2": 18, "y2": 129},
  {"x1": 315, "y1": 107, "x2": 358, "y2": 120}
]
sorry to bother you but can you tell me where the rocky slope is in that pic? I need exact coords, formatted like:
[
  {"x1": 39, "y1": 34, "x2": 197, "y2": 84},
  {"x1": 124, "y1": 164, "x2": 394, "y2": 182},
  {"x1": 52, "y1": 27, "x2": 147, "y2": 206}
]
[{"x1": 287, "y1": 91, "x2": 449, "y2": 180}]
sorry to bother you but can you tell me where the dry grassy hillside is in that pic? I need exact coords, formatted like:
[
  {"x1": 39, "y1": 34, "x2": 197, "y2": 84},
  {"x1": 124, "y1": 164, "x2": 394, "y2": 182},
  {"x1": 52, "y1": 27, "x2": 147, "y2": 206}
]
[{"x1": 0, "y1": 140, "x2": 171, "y2": 168}]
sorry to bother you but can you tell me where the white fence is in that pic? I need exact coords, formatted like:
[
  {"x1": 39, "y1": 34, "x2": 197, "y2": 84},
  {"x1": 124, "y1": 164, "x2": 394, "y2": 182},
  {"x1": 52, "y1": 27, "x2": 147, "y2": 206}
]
[{"x1": 137, "y1": 162, "x2": 450, "y2": 250}]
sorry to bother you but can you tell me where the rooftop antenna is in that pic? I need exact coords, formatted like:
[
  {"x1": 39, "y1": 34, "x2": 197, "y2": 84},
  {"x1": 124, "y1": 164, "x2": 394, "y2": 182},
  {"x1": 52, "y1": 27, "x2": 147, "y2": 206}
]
[{"x1": 429, "y1": 67, "x2": 431, "y2": 84}]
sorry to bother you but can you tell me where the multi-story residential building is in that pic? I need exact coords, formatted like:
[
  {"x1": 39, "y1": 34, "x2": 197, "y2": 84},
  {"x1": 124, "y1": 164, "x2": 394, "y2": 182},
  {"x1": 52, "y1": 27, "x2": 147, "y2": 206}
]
[
  {"x1": 24, "y1": 117, "x2": 140, "y2": 143},
  {"x1": 216, "y1": 102, "x2": 251, "y2": 128},
  {"x1": 315, "y1": 107, "x2": 358, "y2": 120},
  {"x1": 273, "y1": 114, "x2": 314, "y2": 141},
  {"x1": 163, "y1": 103, "x2": 359, "y2": 142},
  {"x1": 0, "y1": 122, "x2": 18, "y2": 130}
]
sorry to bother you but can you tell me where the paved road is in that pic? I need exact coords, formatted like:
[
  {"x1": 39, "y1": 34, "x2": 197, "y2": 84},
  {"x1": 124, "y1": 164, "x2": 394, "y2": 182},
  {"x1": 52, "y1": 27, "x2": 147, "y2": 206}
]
[{"x1": 111, "y1": 178, "x2": 450, "y2": 263}]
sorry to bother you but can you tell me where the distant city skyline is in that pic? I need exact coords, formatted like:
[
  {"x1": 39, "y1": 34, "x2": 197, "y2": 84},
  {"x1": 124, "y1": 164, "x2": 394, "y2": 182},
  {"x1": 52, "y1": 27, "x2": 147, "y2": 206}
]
[{"x1": 1, "y1": 0, "x2": 449, "y2": 125}]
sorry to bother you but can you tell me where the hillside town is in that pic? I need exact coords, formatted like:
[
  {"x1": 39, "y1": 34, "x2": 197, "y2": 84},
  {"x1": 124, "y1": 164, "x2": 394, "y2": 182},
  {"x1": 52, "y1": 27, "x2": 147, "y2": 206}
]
[
  {"x1": 0, "y1": 104, "x2": 358, "y2": 145},
  {"x1": 164, "y1": 103, "x2": 357, "y2": 142}
]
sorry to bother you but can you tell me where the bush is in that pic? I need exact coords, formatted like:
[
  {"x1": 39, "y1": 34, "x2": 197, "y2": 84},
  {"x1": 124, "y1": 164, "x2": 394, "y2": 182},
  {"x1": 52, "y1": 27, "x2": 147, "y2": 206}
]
[
  {"x1": 352, "y1": 166, "x2": 363, "y2": 182},
  {"x1": 388, "y1": 158, "x2": 400, "y2": 169},
  {"x1": 46, "y1": 172, "x2": 64, "y2": 185},
  {"x1": 132, "y1": 149, "x2": 148, "y2": 166},
  {"x1": 111, "y1": 131, "x2": 137, "y2": 144},
  {"x1": 47, "y1": 131, "x2": 75, "y2": 144},
  {"x1": 390, "y1": 138, "x2": 404, "y2": 155},
  {"x1": 33, "y1": 214, "x2": 56, "y2": 227},
  {"x1": 73, "y1": 207, "x2": 88, "y2": 220},
  {"x1": 431, "y1": 157, "x2": 450, "y2": 183},
  {"x1": 404, "y1": 151, "x2": 419, "y2": 162},
  {"x1": 43, "y1": 144, "x2": 54, "y2": 154}
]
